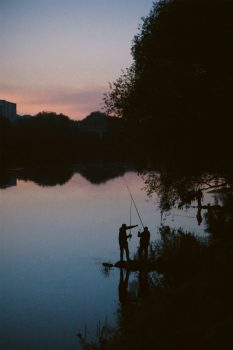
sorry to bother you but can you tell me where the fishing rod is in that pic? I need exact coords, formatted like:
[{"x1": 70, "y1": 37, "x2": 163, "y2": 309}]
[
  {"x1": 123, "y1": 177, "x2": 145, "y2": 229},
  {"x1": 130, "y1": 198, "x2": 132, "y2": 234}
]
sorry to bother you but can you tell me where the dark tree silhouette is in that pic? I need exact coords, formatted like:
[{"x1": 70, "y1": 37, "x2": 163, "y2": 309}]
[{"x1": 104, "y1": 0, "x2": 232, "y2": 161}]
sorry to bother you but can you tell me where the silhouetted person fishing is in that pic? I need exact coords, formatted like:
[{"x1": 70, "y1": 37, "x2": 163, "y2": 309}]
[
  {"x1": 119, "y1": 223, "x2": 138, "y2": 261},
  {"x1": 138, "y1": 226, "x2": 150, "y2": 259}
]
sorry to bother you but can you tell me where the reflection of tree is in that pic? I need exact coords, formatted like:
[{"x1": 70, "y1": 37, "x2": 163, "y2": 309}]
[
  {"x1": 0, "y1": 163, "x2": 132, "y2": 188},
  {"x1": 142, "y1": 169, "x2": 231, "y2": 211},
  {"x1": 75, "y1": 163, "x2": 129, "y2": 184},
  {"x1": 0, "y1": 167, "x2": 74, "y2": 188},
  {"x1": 17, "y1": 167, "x2": 74, "y2": 187},
  {"x1": 141, "y1": 166, "x2": 232, "y2": 235},
  {"x1": 0, "y1": 168, "x2": 16, "y2": 189},
  {"x1": 204, "y1": 191, "x2": 232, "y2": 237},
  {"x1": 138, "y1": 271, "x2": 150, "y2": 299}
]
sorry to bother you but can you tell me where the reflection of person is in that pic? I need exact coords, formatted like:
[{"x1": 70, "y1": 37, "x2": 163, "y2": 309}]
[
  {"x1": 196, "y1": 207, "x2": 203, "y2": 225},
  {"x1": 196, "y1": 189, "x2": 203, "y2": 207},
  {"x1": 138, "y1": 226, "x2": 150, "y2": 259},
  {"x1": 119, "y1": 223, "x2": 138, "y2": 261},
  {"x1": 118, "y1": 268, "x2": 129, "y2": 304},
  {"x1": 138, "y1": 271, "x2": 150, "y2": 299}
]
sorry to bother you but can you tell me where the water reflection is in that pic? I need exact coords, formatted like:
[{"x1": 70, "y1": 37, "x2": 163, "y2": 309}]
[
  {"x1": 119, "y1": 269, "x2": 129, "y2": 304},
  {"x1": 0, "y1": 168, "x2": 17, "y2": 189},
  {"x1": 138, "y1": 270, "x2": 150, "y2": 299},
  {"x1": 76, "y1": 164, "x2": 129, "y2": 184},
  {"x1": 100, "y1": 265, "x2": 160, "y2": 306},
  {"x1": 196, "y1": 207, "x2": 203, "y2": 225},
  {"x1": 117, "y1": 268, "x2": 159, "y2": 304},
  {"x1": 0, "y1": 163, "x2": 132, "y2": 189},
  {"x1": 1, "y1": 163, "x2": 227, "y2": 350},
  {"x1": 0, "y1": 168, "x2": 158, "y2": 350}
]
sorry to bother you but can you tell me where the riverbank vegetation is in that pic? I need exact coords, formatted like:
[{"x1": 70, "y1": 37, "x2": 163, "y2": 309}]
[
  {"x1": 77, "y1": 0, "x2": 232, "y2": 348},
  {"x1": 79, "y1": 220, "x2": 232, "y2": 350}
]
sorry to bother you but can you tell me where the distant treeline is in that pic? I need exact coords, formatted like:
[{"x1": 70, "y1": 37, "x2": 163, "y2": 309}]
[
  {"x1": 0, "y1": 111, "x2": 132, "y2": 166},
  {"x1": 0, "y1": 107, "x2": 231, "y2": 174}
]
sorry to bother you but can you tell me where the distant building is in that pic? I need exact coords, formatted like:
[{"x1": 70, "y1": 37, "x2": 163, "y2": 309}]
[{"x1": 0, "y1": 99, "x2": 17, "y2": 122}]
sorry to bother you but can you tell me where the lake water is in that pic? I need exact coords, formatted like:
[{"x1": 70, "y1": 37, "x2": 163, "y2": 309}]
[{"x1": 0, "y1": 165, "x2": 211, "y2": 350}]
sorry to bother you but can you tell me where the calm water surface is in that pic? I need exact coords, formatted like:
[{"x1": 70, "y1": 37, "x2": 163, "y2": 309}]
[{"x1": 0, "y1": 168, "x2": 210, "y2": 350}]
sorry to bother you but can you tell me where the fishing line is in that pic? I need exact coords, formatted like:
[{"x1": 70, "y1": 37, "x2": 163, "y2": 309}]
[
  {"x1": 130, "y1": 198, "x2": 132, "y2": 235},
  {"x1": 123, "y1": 177, "x2": 144, "y2": 229}
]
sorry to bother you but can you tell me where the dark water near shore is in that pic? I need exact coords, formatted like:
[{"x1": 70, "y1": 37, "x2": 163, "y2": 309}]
[{"x1": 0, "y1": 165, "x2": 213, "y2": 350}]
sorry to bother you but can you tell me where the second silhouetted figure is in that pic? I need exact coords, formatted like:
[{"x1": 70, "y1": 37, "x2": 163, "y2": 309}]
[{"x1": 138, "y1": 226, "x2": 150, "y2": 259}]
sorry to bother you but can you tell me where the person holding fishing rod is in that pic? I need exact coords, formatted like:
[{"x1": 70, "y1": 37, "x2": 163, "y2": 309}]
[
  {"x1": 138, "y1": 226, "x2": 150, "y2": 260},
  {"x1": 119, "y1": 223, "x2": 138, "y2": 261}
]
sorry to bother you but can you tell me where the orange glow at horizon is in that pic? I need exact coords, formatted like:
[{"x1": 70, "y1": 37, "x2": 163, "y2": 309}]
[
  {"x1": 0, "y1": 85, "x2": 106, "y2": 120},
  {"x1": 0, "y1": 0, "x2": 155, "y2": 120}
]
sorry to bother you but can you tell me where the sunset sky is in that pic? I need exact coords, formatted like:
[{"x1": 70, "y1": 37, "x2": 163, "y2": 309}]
[{"x1": 1, "y1": 0, "x2": 155, "y2": 120}]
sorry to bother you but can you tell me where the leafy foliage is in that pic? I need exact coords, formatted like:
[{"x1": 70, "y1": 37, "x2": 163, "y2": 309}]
[
  {"x1": 104, "y1": 0, "x2": 232, "y2": 159},
  {"x1": 141, "y1": 169, "x2": 232, "y2": 211}
]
